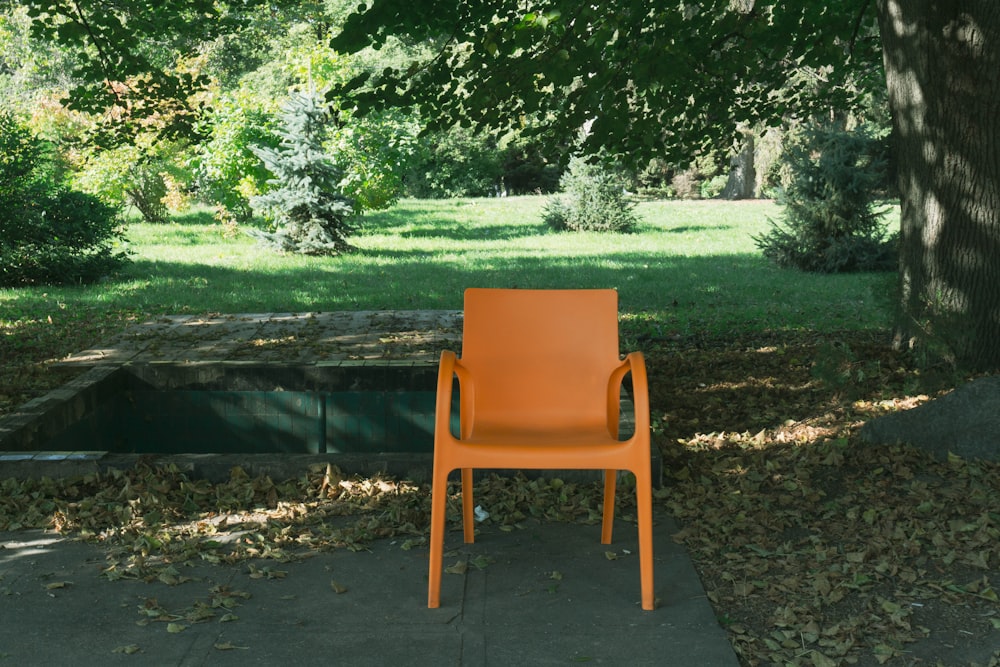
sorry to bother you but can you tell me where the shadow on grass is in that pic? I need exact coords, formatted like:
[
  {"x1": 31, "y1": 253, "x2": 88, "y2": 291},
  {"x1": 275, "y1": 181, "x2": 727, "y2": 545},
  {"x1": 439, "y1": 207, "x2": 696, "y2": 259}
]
[
  {"x1": 164, "y1": 209, "x2": 218, "y2": 226},
  {"x1": 665, "y1": 225, "x2": 735, "y2": 234},
  {"x1": 394, "y1": 223, "x2": 548, "y2": 241},
  {"x1": 80, "y1": 247, "x2": 887, "y2": 339}
]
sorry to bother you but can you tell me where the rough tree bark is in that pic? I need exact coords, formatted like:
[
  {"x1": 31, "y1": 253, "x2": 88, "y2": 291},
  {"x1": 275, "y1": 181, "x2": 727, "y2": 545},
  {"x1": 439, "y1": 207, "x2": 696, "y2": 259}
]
[{"x1": 876, "y1": 0, "x2": 1000, "y2": 371}]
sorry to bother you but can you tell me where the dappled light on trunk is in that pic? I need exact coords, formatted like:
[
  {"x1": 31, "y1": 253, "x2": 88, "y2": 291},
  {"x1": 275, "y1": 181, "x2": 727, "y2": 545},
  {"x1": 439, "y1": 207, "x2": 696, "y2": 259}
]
[{"x1": 877, "y1": 0, "x2": 1000, "y2": 370}]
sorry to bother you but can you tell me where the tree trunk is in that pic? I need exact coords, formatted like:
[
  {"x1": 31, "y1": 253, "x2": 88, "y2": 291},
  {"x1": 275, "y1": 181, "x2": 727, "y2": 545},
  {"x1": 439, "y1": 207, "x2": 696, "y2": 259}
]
[
  {"x1": 720, "y1": 132, "x2": 756, "y2": 199},
  {"x1": 877, "y1": 0, "x2": 1000, "y2": 371}
]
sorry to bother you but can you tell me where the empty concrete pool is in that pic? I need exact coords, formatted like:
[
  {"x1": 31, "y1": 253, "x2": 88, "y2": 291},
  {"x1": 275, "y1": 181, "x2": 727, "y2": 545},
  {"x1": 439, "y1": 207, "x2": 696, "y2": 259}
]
[{"x1": 0, "y1": 311, "x2": 650, "y2": 482}]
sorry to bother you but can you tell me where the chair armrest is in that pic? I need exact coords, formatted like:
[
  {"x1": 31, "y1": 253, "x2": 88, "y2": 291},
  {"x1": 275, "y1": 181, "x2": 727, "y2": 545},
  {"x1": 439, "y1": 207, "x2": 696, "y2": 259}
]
[
  {"x1": 607, "y1": 352, "x2": 650, "y2": 440},
  {"x1": 436, "y1": 350, "x2": 474, "y2": 441}
]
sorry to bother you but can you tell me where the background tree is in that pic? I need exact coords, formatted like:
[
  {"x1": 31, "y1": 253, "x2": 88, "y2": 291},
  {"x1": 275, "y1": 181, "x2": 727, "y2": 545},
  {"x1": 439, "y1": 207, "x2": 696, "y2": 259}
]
[
  {"x1": 332, "y1": 0, "x2": 1000, "y2": 371},
  {"x1": 16, "y1": 0, "x2": 281, "y2": 142}
]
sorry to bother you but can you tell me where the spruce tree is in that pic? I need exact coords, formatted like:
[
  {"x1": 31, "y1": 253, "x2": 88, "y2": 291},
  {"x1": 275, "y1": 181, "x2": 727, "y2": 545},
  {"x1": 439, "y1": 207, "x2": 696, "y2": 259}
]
[
  {"x1": 249, "y1": 93, "x2": 355, "y2": 255},
  {"x1": 541, "y1": 155, "x2": 639, "y2": 233},
  {"x1": 754, "y1": 123, "x2": 894, "y2": 273}
]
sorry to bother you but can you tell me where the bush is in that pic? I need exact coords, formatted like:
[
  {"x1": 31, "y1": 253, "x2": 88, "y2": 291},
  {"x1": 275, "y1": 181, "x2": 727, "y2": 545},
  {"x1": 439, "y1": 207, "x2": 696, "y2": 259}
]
[
  {"x1": 1, "y1": 188, "x2": 130, "y2": 286},
  {"x1": 542, "y1": 156, "x2": 640, "y2": 233},
  {"x1": 72, "y1": 139, "x2": 194, "y2": 224},
  {"x1": 329, "y1": 109, "x2": 417, "y2": 211},
  {"x1": 1, "y1": 109, "x2": 129, "y2": 286},
  {"x1": 193, "y1": 93, "x2": 279, "y2": 223},
  {"x1": 754, "y1": 122, "x2": 895, "y2": 273}
]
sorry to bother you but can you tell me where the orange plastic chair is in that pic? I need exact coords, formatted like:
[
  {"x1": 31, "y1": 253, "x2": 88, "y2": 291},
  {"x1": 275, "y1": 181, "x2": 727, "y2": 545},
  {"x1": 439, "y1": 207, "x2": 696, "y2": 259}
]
[{"x1": 428, "y1": 288, "x2": 654, "y2": 610}]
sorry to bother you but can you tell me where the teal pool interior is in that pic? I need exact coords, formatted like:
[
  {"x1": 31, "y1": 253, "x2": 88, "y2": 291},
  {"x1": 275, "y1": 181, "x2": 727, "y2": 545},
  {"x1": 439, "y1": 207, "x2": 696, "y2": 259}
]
[{"x1": 12, "y1": 363, "x2": 459, "y2": 456}]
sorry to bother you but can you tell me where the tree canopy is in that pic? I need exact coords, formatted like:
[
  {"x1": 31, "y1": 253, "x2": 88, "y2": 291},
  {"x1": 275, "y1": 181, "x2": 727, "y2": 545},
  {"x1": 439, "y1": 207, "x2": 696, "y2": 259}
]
[{"x1": 331, "y1": 1, "x2": 884, "y2": 165}]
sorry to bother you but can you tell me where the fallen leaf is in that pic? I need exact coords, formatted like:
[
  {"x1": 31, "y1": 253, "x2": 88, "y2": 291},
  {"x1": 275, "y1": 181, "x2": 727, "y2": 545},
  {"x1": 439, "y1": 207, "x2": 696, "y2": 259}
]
[
  {"x1": 44, "y1": 581, "x2": 71, "y2": 590},
  {"x1": 445, "y1": 560, "x2": 468, "y2": 575},
  {"x1": 810, "y1": 650, "x2": 837, "y2": 667},
  {"x1": 166, "y1": 623, "x2": 187, "y2": 633},
  {"x1": 470, "y1": 555, "x2": 492, "y2": 570},
  {"x1": 872, "y1": 643, "x2": 897, "y2": 664},
  {"x1": 214, "y1": 642, "x2": 249, "y2": 650},
  {"x1": 112, "y1": 645, "x2": 141, "y2": 655}
]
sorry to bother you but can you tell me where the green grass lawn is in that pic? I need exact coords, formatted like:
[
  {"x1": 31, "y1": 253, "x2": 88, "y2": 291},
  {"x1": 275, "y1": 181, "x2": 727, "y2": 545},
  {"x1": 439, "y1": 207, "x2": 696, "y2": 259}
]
[{"x1": 1, "y1": 196, "x2": 897, "y2": 341}]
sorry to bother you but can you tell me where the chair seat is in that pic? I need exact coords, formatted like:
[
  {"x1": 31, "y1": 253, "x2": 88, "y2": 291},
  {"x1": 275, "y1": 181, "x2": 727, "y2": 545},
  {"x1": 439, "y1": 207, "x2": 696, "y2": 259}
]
[
  {"x1": 464, "y1": 424, "x2": 622, "y2": 446},
  {"x1": 449, "y1": 427, "x2": 643, "y2": 471}
]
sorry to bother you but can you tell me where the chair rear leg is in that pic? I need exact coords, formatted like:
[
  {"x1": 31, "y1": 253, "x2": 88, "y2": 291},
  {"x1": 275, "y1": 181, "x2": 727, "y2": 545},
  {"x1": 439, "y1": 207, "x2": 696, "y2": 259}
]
[
  {"x1": 461, "y1": 468, "x2": 475, "y2": 543},
  {"x1": 601, "y1": 469, "x2": 616, "y2": 544}
]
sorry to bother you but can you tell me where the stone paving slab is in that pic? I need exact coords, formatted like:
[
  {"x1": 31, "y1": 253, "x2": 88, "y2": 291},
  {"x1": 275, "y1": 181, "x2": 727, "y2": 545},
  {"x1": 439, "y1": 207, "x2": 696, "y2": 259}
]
[{"x1": 58, "y1": 311, "x2": 465, "y2": 367}]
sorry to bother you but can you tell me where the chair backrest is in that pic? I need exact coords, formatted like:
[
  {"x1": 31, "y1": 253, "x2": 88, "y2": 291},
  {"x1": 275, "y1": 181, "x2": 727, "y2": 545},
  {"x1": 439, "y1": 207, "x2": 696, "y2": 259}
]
[{"x1": 461, "y1": 288, "x2": 621, "y2": 432}]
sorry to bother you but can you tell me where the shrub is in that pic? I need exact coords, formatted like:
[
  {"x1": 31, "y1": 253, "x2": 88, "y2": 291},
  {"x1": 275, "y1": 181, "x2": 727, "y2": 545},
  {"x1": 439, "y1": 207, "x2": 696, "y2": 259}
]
[
  {"x1": 542, "y1": 156, "x2": 640, "y2": 233},
  {"x1": 1, "y1": 188, "x2": 130, "y2": 286},
  {"x1": 1, "y1": 108, "x2": 128, "y2": 286},
  {"x1": 700, "y1": 174, "x2": 729, "y2": 199},
  {"x1": 329, "y1": 109, "x2": 417, "y2": 211},
  {"x1": 193, "y1": 93, "x2": 278, "y2": 223},
  {"x1": 72, "y1": 141, "x2": 193, "y2": 224},
  {"x1": 754, "y1": 122, "x2": 895, "y2": 273}
]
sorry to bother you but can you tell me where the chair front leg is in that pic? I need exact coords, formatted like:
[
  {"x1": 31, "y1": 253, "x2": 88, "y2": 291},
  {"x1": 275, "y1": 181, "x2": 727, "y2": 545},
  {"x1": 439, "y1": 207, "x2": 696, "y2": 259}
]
[
  {"x1": 635, "y1": 467, "x2": 655, "y2": 611},
  {"x1": 427, "y1": 467, "x2": 450, "y2": 608}
]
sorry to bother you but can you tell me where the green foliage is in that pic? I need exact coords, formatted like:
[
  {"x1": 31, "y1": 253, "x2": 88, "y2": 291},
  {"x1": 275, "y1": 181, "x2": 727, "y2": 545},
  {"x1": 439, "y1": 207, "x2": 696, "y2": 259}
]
[
  {"x1": 73, "y1": 143, "x2": 179, "y2": 223},
  {"x1": 18, "y1": 0, "x2": 279, "y2": 142},
  {"x1": 404, "y1": 126, "x2": 504, "y2": 198},
  {"x1": 193, "y1": 93, "x2": 279, "y2": 222},
  {"x1": 499, "y1": 133, "x2": 561, "y2": 195},
  {"x1": 249, "y1": 92, "x2": 355, "y2": 255},
  {"x1": 0, "y1": 107, "x2": 45, "y2": 190},
  {"x1": 402, "y1": 125, "x2": 561, "y2": 198},
  {"x1": 754, "y1": 123, "x2": 895, "y2": 273},
  {"x1": 542, "y1": 156, "x2": 639, "y2": 233},
  {"x1": 333, "y1": 1, "x2": 883, "y2": 170},
  {"x1": 329, "y1": 109, "x2": 417, "y2": 211},
  {"x1": 0, "y1": 109, "x2": 129, "y2": 286},
  {"x1": 700, "y1": 174, "x2": 729, "y2": 199}
]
